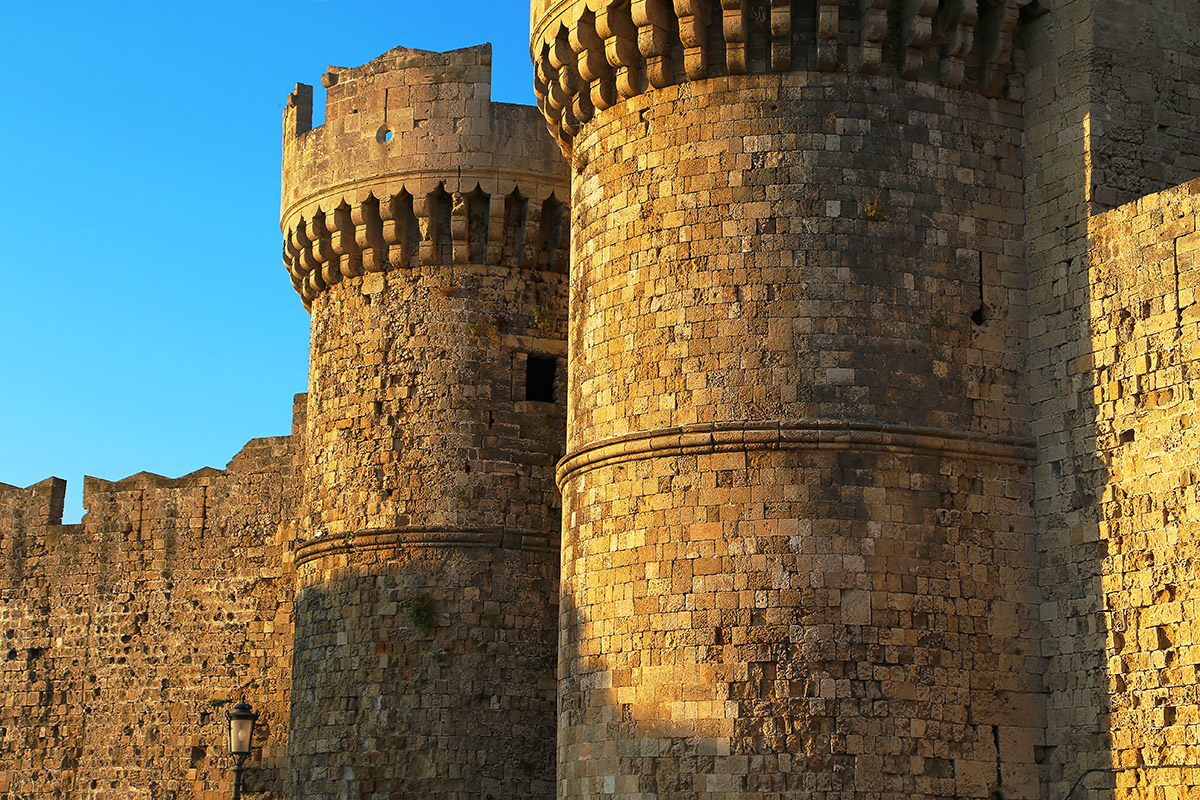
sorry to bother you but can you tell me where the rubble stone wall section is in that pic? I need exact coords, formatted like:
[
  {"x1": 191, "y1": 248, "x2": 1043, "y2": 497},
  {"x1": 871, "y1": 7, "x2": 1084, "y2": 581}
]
[
  {"x1": 289, "y1": 540, "x2": 559, "y2": 800},
  {"x1": 289, "y1": 261, "x2": 567, "y2": 800},
  {"x1": 1022, "y1": 4, "x2": 1200, "y2": 797},
  {"x1": 302, "y1": 264, "x2": 568, "y2": 539},
  {"x1": 0, "y1": 421, "x2": 302, "y2": 800},
  {"x1": 1086, "y1": 178, "x2": 1200, "y2": 799}
]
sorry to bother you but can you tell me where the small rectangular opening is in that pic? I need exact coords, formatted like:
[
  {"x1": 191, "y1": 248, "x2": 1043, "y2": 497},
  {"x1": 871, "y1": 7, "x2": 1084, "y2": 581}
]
[{"x1": 526, "y1": 356, "x2": 557, "y2": 403}]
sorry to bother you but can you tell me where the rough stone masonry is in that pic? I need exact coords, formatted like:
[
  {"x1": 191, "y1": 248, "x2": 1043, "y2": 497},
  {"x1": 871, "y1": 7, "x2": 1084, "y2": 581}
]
[{"x1": 2, "y1": 1, "x2": 1199, "y2": 799}]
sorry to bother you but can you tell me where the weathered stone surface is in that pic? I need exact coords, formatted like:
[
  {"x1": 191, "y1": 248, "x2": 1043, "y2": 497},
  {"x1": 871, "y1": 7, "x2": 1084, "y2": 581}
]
[
  {"x1": 532, "y1": 0, "x2": 1200, "y2": 798},
  {"x1": 553, "y1": 60, "x2": 1042, "y2": 800},
  {"x1": 282, "y1": 43, "x2": 570, "y2": 800},
  {"x1": 4, "y1": 2, "x2": 1200, "y2": 798},
  {"x1": 0, "y1": 423, "x2": 302, "y2": 800},
  {"x1": 1, "y1": 43, "x2": 570, "y2": 800}
]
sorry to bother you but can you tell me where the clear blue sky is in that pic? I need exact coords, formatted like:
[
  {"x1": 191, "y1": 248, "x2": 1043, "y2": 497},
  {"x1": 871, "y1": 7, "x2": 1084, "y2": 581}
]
[{"x1": 0, "y1": 0, "x2": 539, "y2": 522}]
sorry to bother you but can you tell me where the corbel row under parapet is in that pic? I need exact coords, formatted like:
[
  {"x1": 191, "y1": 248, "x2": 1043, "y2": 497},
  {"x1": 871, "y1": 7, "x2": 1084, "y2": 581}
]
[
  {"x1": 281, "y1": 181, "x2": 570, "y2": 310},
  {"x1": 532, "y1": 0, "x2": 1040, "y2": 152}
]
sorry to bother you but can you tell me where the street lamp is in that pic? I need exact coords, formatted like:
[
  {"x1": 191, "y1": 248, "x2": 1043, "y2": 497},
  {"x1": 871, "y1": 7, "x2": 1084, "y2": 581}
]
[{"x1": 226, "y1": 698, "x2": 259, "y2": 800}]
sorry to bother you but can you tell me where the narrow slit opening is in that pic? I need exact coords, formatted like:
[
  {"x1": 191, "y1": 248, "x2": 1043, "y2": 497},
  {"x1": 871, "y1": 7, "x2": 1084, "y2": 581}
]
[
  {"x1": 426, "y1": 184, "x2": 453, "y2": 265},
  {"x1": 971, "y1": 251, "x2": 989, "y2": 327},
  {"x1": 466, "y1": 184, "x2": 491, "y2": 264},
  {"x1": 503, "y1": 188, "x2": 530, "y2": 268}
]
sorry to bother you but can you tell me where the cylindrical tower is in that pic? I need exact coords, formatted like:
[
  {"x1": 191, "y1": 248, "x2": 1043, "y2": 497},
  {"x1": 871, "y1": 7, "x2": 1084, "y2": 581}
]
[
  {"x1": 532, "y1": 3, "x2": 1044, "y2": 799},
  {"x1": 281, "y1": 44, "x2": 570, "y2": 799}
]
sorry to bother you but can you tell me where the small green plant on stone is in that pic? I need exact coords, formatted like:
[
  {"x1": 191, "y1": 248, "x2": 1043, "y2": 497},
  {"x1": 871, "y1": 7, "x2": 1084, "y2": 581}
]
[
  {"x1": 530, "y1": 305, "x2": 556, "y2": 332},
  {"x1": 750, "y1": 1, "x2": 769, "y2": 30},
  {"x1": 930, "y1": 310, "x2": 954, "y2": 329},
  {"x1": 410, "y1": 593, "x2": 435, "y2": 635},
  {"x1": 207, "y1": 698, "x2": 227, "y2": 708},
  {"x1": 430, "y1": 647, "x2": 447, "y2": 665},
  {"x1": 466, "y1": 320, "x2": 495, "y2": 339},
  {"x1": 859, "y1": 189, "x2": 891, "y2": 221},
  {"x1": 343, "y1": 530, "x2": 355, "y2": 546}
]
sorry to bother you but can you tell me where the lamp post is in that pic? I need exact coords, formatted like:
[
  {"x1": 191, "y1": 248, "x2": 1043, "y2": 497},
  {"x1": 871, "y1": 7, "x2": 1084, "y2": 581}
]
[{"x1": 226, "y1": 698, "x2": 258, "y2": 800}]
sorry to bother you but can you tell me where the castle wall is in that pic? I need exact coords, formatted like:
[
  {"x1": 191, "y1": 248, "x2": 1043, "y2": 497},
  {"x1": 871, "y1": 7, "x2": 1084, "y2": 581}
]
[
  {"x1": 1022, "y1": 5, "x2": 1112, "y2": 795},
  {"x1": 1083, "y1": 1, "x2": 1200, "y2": 212},
  {"x1": 1085, "y1": 178, "x2": 1200, "y2": 799},
  {"x1": 1022, "y1": 3, "x2": 1200, "y2": 796},
  {"x1": 290, "y1": 540, "x2": 559, "y2": 798},
  {"x1": 557, "y1": 71, "x2": 1041, "y2": 800},
  {"x1": 0, "y1": 415, "x2": 302, "y2": 800},
  {"x1": 280, "y1": 44, "x2": 571, "y2": 800},
  {"x1": 1, "y1": 5, "x2": 1197, "y2": 796}
]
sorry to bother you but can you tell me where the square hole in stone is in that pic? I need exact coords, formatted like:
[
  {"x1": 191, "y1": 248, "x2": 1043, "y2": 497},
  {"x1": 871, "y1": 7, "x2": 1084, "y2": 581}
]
[{"x1": 526, "y1": 356, "x2": 557, "y2": 403}]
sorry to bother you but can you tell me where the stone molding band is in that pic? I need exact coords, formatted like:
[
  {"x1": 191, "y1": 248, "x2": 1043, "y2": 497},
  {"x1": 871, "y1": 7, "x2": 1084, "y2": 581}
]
[
  {"x1": 557, "y1": 419, "x2": 1037, "y2": 486},
  {"x1": 294, "y1": 526, "x2": 559, "y2": 568}
]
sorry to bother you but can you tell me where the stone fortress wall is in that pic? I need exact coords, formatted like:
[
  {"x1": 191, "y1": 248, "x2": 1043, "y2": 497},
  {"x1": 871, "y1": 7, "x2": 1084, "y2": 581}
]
[
  {"x1": 0, "y1": 399, "x2": 303, "y2": 800},
  {"x1": 531, "y1": 0, "x2": 1200, "y2": 798},
  {"x1": 2, "y1": 2, "x2": 1200, "y2": 799},
  {"x1": 1084, "y1": 177, "x2": 1200, "y2": 798},
  {"x1": 1022, "y1": 3, "x2": 1200, "y2": 799}
]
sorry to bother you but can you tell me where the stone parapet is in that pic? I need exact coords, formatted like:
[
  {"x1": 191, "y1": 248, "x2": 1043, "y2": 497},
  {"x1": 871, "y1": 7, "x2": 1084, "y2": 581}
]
[
  {"x1": 531, "y1": 0, "x2": 1043, "y2": 151},
  {"x1": 281, "y1": 44, "x2": 570, "y2": 309}
]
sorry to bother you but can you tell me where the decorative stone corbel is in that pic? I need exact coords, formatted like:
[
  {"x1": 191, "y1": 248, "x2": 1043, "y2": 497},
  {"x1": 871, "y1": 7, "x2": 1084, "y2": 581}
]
[
  {"x1": 632, "y1": 0, "x2": 674, "y2": 88},
  {"x1": 673, "y1": 0, "x2": 709, "y2": 80},
  {"x1": 598, "y1": 0, "x2": 643, "y2": 99}
]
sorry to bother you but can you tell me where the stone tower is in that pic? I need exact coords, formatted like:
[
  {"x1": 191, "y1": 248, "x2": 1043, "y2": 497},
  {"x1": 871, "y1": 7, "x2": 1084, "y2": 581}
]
[
  {"x1": 530, "y1": 0, "x2": 1200, "y2": 799},
  {"x1": 280, "y1": 44, "x2": 570, "y2": 799},
  {"x1": 532, "y1": 1, "x2": 1043, "y2": 798}
]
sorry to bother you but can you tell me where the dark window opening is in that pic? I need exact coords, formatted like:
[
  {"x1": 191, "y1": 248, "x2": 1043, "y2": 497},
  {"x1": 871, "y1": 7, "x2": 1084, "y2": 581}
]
[
  {"x1": 971, "y1": 251, "x2": 989, "y2": 327},
  {"x1": 526, "y1": 356, "x2": 557, "y2": 403}
]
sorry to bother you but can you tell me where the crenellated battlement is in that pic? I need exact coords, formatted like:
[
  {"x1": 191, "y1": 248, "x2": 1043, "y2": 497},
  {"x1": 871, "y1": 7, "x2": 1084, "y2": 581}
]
[
  {"x1": 531, "y1": 0, "x2": 1044, "y2": 151},
  {"x1": 0, "y1": 477, "x2": 66, "y2": 531},
  {"x1": 281, "y1": 44, "x2": 569, "y2": 309}
]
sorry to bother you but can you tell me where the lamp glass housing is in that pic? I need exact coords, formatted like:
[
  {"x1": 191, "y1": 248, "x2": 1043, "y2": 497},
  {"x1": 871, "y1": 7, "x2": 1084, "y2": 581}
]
[{"x1": 227, "y1": 701, "x2": 258, "y2": 756}]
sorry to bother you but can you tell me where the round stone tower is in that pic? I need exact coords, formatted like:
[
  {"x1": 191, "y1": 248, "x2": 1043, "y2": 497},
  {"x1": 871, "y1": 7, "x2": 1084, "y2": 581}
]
[
  {"x1": 280, "y1": 44, "x2": 569, "y2": 799},
  {"x1": 532, "y1": 3, "x2": 1044, "y2": 799}
]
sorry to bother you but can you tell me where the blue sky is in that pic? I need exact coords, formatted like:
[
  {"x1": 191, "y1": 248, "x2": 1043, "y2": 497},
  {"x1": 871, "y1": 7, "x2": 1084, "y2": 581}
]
[{"x1": 0, "y1": 0, "x2": 539, "y2": 522}]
